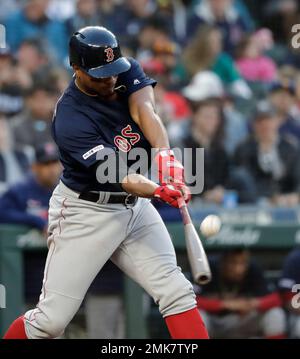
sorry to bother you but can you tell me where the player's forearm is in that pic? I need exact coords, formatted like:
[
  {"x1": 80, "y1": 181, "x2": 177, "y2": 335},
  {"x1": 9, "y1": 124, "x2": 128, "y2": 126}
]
[
  {"x1": 121, "y1": 174, "x2": 159, "y2": 198},
  {"x1": 138, "y1": 109, "x2": 170, "y2": 150},
  {"x1": 129, "y1": 86, "x2": 170, "y2": 149}
]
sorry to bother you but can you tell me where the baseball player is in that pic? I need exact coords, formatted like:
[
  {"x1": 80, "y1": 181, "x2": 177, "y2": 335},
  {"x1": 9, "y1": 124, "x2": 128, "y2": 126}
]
[{"x1": 4, "y1": 26, "x2": 208, "y2": 339}]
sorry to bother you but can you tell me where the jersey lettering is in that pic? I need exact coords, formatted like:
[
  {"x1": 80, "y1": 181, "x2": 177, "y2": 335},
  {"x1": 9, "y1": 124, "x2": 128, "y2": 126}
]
[
  {"x1": 121, "y1": 125, "x2": 141, "y2": 146},
  {"x1": 114, "y1": 125, "x2": 141, "y2": 152},
  {"x1": 114, "y1": 135, "x2": 131, "y2": 152}
]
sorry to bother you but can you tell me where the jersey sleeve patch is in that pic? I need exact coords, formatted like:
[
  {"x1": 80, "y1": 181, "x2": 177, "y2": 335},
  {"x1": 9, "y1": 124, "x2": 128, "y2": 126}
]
[{"x1": 82, "y1": 144, "x2": 104, "y2": 160}]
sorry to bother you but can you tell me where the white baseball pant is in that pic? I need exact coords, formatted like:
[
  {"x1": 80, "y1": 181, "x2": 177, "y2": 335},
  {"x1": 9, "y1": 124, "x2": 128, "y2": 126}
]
[{"x1": 24, "y1": 181, "x2": 196, "y2": 338}]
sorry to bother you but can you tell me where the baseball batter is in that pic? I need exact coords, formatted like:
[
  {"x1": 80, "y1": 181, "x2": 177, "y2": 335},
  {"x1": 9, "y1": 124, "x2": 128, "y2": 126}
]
[{"x1": 4, "y1": 26, "x2": 208, "y2": 339}]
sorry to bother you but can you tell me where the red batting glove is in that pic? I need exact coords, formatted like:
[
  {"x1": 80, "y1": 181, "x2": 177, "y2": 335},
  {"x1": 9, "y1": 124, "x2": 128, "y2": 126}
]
[
  {"x1": 155, "y1": 149, "x2": 184, "y2": 185},
  {"x1": 176, "y1": 184, "x2": 192, "y2": 203},
  {"x1": 153, "y1": 184, "x2": 183, "y2": 208}
]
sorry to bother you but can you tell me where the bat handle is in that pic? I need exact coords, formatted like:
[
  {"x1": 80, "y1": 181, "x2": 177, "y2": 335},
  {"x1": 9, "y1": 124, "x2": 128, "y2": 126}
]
[
  {"x1": 177, "y1": 197, "x2": 191, "y2": 225},
  {"x1": 177, "y1": 196, "x2": 186, "y2": 209}
]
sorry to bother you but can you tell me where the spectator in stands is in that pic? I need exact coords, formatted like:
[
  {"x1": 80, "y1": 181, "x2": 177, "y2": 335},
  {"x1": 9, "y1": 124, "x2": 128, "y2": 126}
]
[
  {"x1": 182, "y1": 71, "x2": 249, "y2": 155},
  {"x1": 187, "y1": 0, "x2": 253, "y2": 54},
  {"x1": 16, "y1": 38, "x2": 70, "y2": 94},
  {"x1": 234, "y1": 102, "x2": 300, "y2": 205},
  {"x1": 150, "y1": 38, "x2": 182, "y2": 88},
  {"x1": 109, "y1": 0, "x2": 157, "y2": 51},
  {"x1": 182, "y1": 98, "x2": 230, "y2": 204},
  {"x1": 279, "y1": 71, "x2": 300, "y2": 120},
  {"x1": 196, "y1": 248, "x2": 286, "y2": 338},
  {"x1": 10, "y1": 83, "x2": 58, "y2": 149},
  {"x1": 0, "y1": 116, "x2": 30, "y2": 195},
  {"x1": 65, "y1": 0, "x2": 103, "y2": 37},
  {"x1": 154, "y1": 0, "x2": 194, "y2": 44},
  {"x1": 183, "y1": 25, "x2": 252, "y2": 99},
  {"x1": 0, "y1": 142, "x2": 61, "y2": 233},
  {"x1": 269, "y1": 80, "x2": 300, "y2": 143},
  {"x1": 278, "y1": 247, "x2": 300, "y2": 338},
  {"x1": 235, "y1": 31, "x2": 277, "y2": 83},
  {"x1": 16, "y1": 38, "x2": 52, "y2": 83},
  {"x1": 4, "y1": 0, "x2": 68, "y2": 62},
  {"x1": 141, "y1": 56, "x2": 191, "y2": 133},
  {"x1": 262, "y1": 0, "x2": 300, "y2": 67},
  {"x1": 136, "y1": 16, "x2": 172, "y2": 61},
  {"x1": 0, "y1": 47, "x2": 26, "y2": 117}
]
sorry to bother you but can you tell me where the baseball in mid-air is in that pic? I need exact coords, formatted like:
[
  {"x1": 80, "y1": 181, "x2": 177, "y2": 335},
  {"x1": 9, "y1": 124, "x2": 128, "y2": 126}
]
[{"x1": 200, "y1": 215, "x2": 221, "y2": 237}]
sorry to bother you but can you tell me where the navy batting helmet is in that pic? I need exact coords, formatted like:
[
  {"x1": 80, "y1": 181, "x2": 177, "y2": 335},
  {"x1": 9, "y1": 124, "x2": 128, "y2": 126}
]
[{"x1": 69, "y1": 26, "x2": 131, "y2": 78}]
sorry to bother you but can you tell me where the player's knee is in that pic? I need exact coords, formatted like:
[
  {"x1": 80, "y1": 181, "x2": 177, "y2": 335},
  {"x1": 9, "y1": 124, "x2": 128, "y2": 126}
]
[
  {"x1": 155, "y1": 267, "x2": 196, "y2": 317},
  {"x1": 39, "y1": 317, "x2": 66, "y2": 338},
  {"x1": 262, "y1": 307, "x2": 286, "y2": 336},
  {"x1": 25, "y1": 309, "x2": 66, "y2": 339}
]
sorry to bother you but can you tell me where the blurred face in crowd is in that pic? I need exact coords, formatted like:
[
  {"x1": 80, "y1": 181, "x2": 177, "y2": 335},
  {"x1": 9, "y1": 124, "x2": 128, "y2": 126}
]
[
  {"x1": 242, "y1": 36, "x2": 260, "y2": 59},
  {"x1": 152, "y1": 40, "x2": 177, "y2": 71},
  {"x1": 253, "y1": 115, "x2": 280, "y2": 143},
  {"x1": 222, "y1": 250, "x2": 250, "y2": 283},
  {"x1": 192, "y1": 102, "x2": 221, "y2": 140},
  {"x1": 209, "y1": 0, "x2": 232, "y2": 19},
  {"x1": 127, "y1": 0, "x2": 151, "y2": 17},
  {"x1": 73, "y1": 66, "x2": 118, "y2": 98},
  {"x1": 208, "y1": 29, "x2": 223, "y2": 57},
  {"x1": 0, "y1": 54, "x2": 12, "y2": 71},
  {"x1": 17, "y1": 43, "x2": 47, "y2": 74},
  {"x1": 139, "y1": 26, "x2": 169, "y2": 50},
  {"x1": 77, "y1": 0, "x2": 97, "y2": 17},
  {"x1": 26, "y1": 89, "x2": 57, "y2": 120},
  {"x1": 0, "y1": 54, "x2": 13, "y2": 87},
  {"x1": 32, "y1": 160, "x2": 62, "y2": 189},
  {"x1": 269, "y1": 89, "x2": 295, "y2": 115},
  {"x1": 25, "y1": 0, "x2": 49, "y2": 22}
]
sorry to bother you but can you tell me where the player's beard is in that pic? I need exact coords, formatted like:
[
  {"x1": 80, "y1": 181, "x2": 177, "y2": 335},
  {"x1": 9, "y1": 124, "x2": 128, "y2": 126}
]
[
  {"x1": 75, "y1": 75, "x2": 118, "y2": 99},
  {"x1": 90, "y1": 80, "x2": 117, "y2": 99}
]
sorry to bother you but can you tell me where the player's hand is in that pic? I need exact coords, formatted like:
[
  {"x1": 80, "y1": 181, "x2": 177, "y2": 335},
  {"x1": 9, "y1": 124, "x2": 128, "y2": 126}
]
[
  {"x1": 155, "y1": 149, "x2": 184, "y2": 185},
  {"x1": 175, "y1": 183, "x2": 191, "y2": 204},
  {"x1": 153, "y1": 184, "x2": 184, "y2": 208}
]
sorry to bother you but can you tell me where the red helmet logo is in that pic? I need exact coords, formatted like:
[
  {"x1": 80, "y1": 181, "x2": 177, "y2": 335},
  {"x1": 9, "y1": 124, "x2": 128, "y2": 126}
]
[{"x1": 104, "y1": 47, "x2": 114, "y2": 62}]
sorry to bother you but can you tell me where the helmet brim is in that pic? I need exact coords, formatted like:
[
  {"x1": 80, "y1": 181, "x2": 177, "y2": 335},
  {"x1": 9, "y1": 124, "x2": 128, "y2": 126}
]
[{"x1": 83, "y1": 57, "x2": 131, "y2": 79}]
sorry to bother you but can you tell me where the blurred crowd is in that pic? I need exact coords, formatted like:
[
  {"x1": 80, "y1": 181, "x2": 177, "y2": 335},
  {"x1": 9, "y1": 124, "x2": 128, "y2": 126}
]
[{"x1": 1, "y1": 0, "x2": 300, "y2": 339}]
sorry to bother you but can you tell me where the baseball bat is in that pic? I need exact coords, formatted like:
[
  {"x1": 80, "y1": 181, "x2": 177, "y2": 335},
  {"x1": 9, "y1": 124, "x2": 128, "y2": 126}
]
[{"x1": 177, "y1": 197, "x2": 212, "y2": 285}]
